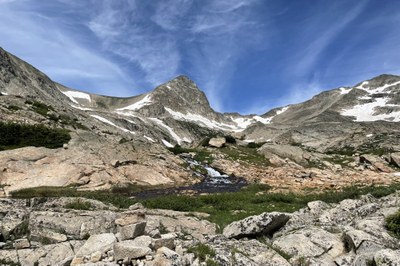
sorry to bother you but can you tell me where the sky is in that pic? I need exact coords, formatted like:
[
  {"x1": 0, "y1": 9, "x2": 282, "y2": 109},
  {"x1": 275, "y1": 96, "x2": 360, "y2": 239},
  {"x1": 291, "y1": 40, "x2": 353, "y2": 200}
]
[{"x1": 1, "y1": 0, "x2": 400, "y2": 114}]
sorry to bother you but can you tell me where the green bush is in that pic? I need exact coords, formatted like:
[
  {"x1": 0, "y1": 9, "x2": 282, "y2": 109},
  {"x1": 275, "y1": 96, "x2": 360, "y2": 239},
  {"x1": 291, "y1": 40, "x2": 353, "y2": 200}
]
[
  {"x1": 65, "y1": 199, "x2": 92, "y2": 210},
  {"x1": 0, "y1": 121, "x2": 71, "y2": 150},
  {"x1": 247, "y1": 142, "x2": 265, "y2": 148},
  {"x1": 30, "y1": 101, "x2": 54, "y2": 116},
  {"x1": 224, "y1": 135, "x2": 236, "y2": 144},
  {"x1": 187, "y1": 243, "x2": 216, "y2": 262},
  {"x1": 386, "y1": 210, "x2": 400, "y2": 238}
]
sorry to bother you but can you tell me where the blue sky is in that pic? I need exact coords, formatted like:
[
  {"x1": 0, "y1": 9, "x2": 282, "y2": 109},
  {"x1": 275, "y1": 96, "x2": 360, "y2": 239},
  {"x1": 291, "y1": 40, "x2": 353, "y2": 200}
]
[{"x1": 1, "y1": 0, "x2": 399, "y2": 114}]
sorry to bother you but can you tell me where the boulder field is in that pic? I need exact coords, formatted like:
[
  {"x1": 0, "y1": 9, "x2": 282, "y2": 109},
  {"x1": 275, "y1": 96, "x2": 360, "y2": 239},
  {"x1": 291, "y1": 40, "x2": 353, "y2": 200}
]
[{"x1": 0, "y1": 192, "x2": 399, "y2": 266}]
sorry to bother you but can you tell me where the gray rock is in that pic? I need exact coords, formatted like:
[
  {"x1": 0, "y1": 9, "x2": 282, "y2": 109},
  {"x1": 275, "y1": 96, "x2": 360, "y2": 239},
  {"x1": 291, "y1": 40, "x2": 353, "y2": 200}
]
[
  {"x1": 374, "y1": 249, "x2": 400, "y2": 265},
  {"x1": 13, "y1": 238, "x2": 30, "y2": 249},
  {"x1": 208, "y1": 137, "x2": 226, "y2": 148},
  {"x1": 117, "y1": 221, "x2": 146, "y2": 241},
  {"x1": 223, "y1": 212, "x2": 290, "y2": 238},
  {"x1": 389, "y1": 152, "x2": 400, "y2": 168},
  {"x1": 113, "y1": 240, "x2": 151, "y2": 261},
  {"x1": 74, "y1": 233, "x2": 117, "y2": 258},
  {"x1": 152, "y1": 233, "x2": 176, "y2": 250}
]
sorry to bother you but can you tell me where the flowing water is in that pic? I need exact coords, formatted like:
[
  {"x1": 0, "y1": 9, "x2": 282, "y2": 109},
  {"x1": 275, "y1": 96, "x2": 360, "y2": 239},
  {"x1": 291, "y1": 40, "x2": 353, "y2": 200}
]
[{"x1": 133, "y1": 157, "x2": 247, "y2": 199}]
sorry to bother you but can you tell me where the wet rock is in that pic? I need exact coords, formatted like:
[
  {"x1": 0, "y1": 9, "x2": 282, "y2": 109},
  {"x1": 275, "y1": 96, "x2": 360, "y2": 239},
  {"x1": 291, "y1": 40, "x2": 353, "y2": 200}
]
[{"x1": 223, "y1": 212, "x2": 290, "y2": 238}]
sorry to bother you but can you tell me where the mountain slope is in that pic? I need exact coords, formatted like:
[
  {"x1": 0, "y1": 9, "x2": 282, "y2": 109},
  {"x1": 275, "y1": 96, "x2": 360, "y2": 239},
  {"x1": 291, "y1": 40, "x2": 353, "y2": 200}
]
[{"x1": 1, "y1": 47, "x2": 400, "y2": 195}]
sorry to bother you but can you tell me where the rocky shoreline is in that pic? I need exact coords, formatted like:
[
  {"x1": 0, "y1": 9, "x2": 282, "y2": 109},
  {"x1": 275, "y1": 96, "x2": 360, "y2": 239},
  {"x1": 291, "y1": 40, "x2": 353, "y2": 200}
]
[{"x1": 0, "y1": 191, "x2": 399, "y2": 266}]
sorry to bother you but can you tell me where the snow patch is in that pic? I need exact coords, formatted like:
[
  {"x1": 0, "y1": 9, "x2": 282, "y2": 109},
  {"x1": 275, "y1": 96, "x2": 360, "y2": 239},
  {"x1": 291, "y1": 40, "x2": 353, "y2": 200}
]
[
  {"x1": 339, "y1": 87, "x2": 351, "y2": 95},
  {"x1": 253, "y1": 116, "x2": 273, "y2": 124},
  {"x1": 341, "y1": 97, "x2": 400, "y2": 122},
  {"x1": 149, "y1": 117, "x2": 191, "y2": 144},
  {"x1": 61, "y1": 91, "x2": 91, "y2": 104},
  {"x1": 356, "y1": 81, "x2": 400, "y2": 94},
  {"x1": 393, "y1": 172, "x2": 400, "y2": 177},
  {"x1": 230, "y1": 117, "x2": 255, "y2": 129},
  {"x1": 144, "y1": 135, "x2": 155, "y2": 142},
  {"x1": 91, "y1": 115, "x2": 135, "y2": 134},
  {"x1": 117, "y1": 95, "x2": 152, "y2": 111},
  {"x1": 276, "y1": 106, "x2": 289, "y2": 115},
  {"x1": 162, "y1": 139, "x2": 174, "y2": 148},
  {"x1": 356, "y1": 81, "x2": 369, "y2": 89},
  {"x1": 366, "y1": 134, "x2": 373, "y2": 137},
  {"x1": 165, "y1": 107, "x2": 240, "y2": 131},
  {"x1": 0, "y1": 91, "x2": 8, "y2": 95},
  {"x1": 71, "y1": 105, "x2": 93, "y2": 111}
]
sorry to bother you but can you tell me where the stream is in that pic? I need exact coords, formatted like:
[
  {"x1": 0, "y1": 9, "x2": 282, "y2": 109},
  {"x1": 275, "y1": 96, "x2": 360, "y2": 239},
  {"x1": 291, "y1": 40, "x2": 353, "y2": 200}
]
[{"x1": 132, "y1": 156, "x2": 247, "y2": 199}]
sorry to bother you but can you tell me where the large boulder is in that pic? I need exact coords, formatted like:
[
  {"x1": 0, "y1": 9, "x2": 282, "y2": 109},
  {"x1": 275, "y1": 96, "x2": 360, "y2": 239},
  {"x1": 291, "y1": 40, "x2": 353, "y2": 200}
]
[
  {"x1": 223, "y1": 212, "x2": 290, "y2": 238},
  {"x1": 374, "y1": 249, "x2": 400, "y2": 265},
  {"x1": 115, "y1": 211, "x2": 146, "y2": 240},
  {"x1": 390, "y1": 152, "x2": 400, "y2": 168},
  {"x1": 71, "y1": 233, "x2": 117, "y2": 265},
  {"x1": 208, "y1": 137, "x2": 226, "y2": 148},
  {"x1": 113, "y1": 240, "x2": 151, "y2": 261},
  {"x1": 360, "y1": 154, "x2": 393, "y2": 173}
]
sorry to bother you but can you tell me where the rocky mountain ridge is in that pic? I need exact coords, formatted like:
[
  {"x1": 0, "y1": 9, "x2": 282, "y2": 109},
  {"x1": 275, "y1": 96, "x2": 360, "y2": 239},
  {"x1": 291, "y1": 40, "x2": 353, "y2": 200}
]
[{"x1": 1, "y1": 47, "x2": 400, "y2": 195}]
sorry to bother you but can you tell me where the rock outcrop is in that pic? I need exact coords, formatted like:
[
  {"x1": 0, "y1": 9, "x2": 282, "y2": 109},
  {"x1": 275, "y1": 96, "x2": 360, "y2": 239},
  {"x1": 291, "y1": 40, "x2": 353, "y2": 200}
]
[{"x1": 0, "y1": 192, "x2": 399, "y2": 265}]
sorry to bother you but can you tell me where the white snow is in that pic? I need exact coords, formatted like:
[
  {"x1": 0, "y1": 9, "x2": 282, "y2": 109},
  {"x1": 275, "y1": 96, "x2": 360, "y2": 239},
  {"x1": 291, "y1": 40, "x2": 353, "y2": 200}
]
[
  {"x1": 393, "y1": 172, "x2": 400, "y2": 177},
  {"x1": 144, "y1": 135, "x2": 155, "y2": 142},
  {"x1": 356, "y1": 81, "x2": 369, "y2": 89},
  {"x1": 71, "y1": 105, "x2": 93, "y2": 111},
  {"x1": 339, "y1": 87, "x2": 351, "y2": 95},
  {"x1": 230, "y1": 117, "x2": 255, "y2": 129},
  {"x1": 61, "y1": 91, "x2": 91, "y2": 104},
  {"x1": 341, "y1": 97, "x2": 400, "y2": 122},
  {"x1": 356, "y1": 81, "x2": 400, "y2": 94},
  {"x1": 366, "y1": 134, "x2": 373, "y2": 137},
  {"x1": 149, "y1": 117, "x2": 191, "y2": 144},
  {"x1": 276, "y1": 106, "x2": 289, "y2": 115},
  {"x1": 0, "y1": 91, "x2": 8, "y2": 95},
  {"x1": 91, "y1": 115, "x2": 135, "y2": 134},
  {"x1": 165, "y1": 107, "x2": 240, "y2": 131},
  {"x1": 162, "y1": 139, "x2": 174, "y2": 148},
  {"x1": 253, "y1": 116, "x2": 273, "y2": 124},
  {"x1": 117, "y1": 95, "x2": 152, "y2": 111}
]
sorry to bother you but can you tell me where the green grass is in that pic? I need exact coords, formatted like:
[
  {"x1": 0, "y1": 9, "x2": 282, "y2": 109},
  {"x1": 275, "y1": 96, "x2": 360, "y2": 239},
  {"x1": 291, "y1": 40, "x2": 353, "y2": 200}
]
[
  {"x1": 142, "y1": 183, "x2": 400, "y2": 230},
  {"x1": 29, "y1": 100, "x2": 54, "y2": 116},
  {"x1": 10, "y1": 183, "x2": 400, "y2": 231},
  {"x1": 11, "y1": 186, "x2": 136, "y2": 209},
  {"x1": 219, "y1": 146, "x2": 270, "y2": 166},
  {"x1": 187, "y1": 243, "x2": 216, "y2": 262},
  {"x1": 65, "y1": 199, "x2": 92, "y2": 210},
  {"x1": 385, "y1": 209, "x2": 400, "y2": 238},
  {"x1": 0, "y1": 121, "x2": 71, "y2": 150},
  {"x1": 167, "y1": 145, "x2": 214, "y2": 164}
]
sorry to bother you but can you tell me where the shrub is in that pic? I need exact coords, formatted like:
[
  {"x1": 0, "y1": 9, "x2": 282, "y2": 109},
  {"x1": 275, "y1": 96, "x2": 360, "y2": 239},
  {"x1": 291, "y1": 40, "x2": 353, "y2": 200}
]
[
  {"x1": 65, "y1": 199, "x2": 92, "y2": 210},
  {"x1": 385, "y1": 209, "x2": 400, "y2": 238},
  {"x1": 247, "y1": 142, "x2": 265, "y2": 148},
  {"x1": 0, "y1": 121, "x2": 71, "y2": 150},
  {"x1": 224, "y1": 135, "x2": 236, "y2": 144},
  {"x1": 187, "y1": 243, "x2": 216, "y2": 262}
]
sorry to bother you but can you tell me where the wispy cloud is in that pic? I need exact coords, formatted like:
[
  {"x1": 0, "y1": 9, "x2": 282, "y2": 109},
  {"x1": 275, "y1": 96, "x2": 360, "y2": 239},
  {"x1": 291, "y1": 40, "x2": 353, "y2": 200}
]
[
  {"x1": 0, "y1": 1, "x2": 135, "y2": 96},
  {"x1": 186, "y1": 0, "x2": 267, "y2": 111}
]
